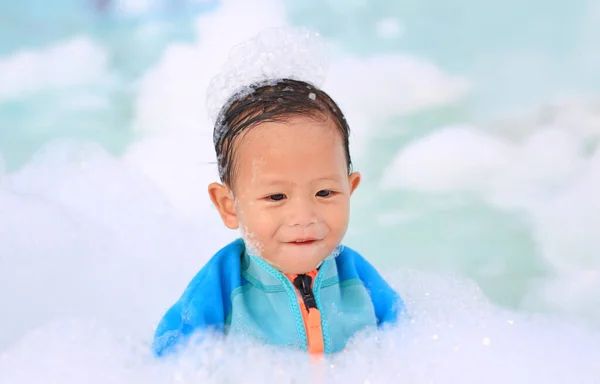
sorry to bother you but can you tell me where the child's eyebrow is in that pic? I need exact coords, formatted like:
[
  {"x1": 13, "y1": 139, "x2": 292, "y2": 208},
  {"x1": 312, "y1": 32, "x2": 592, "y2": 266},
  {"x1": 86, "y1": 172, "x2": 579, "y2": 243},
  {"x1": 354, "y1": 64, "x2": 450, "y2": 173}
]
[
  {"x1": 263, "y1": 179, "x2": 291, "y2": 187},
  {"x1": 316, "y1": 174, "x2": 343, "y2": 182},
  {"x1": 262, "y1": 174, "x2": 343, "y2": 187}
]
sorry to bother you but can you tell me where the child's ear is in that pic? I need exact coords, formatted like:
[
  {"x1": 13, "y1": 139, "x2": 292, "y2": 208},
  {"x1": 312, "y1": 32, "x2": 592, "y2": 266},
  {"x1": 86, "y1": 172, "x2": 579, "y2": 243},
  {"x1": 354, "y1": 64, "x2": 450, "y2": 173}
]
[
  {"x1": 348, "y1": 172, "x2": 361, "y2": 195},
  {"x1": 208, "y1": 182, "x2": 239, "y2": 229}
]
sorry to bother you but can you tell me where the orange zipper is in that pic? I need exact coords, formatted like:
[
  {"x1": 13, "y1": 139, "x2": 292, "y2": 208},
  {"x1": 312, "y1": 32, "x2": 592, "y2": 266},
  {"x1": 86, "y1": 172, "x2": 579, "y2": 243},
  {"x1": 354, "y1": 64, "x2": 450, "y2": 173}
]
[{"x1": 285, "y1": 270, "x2": 324, "y2": 355}]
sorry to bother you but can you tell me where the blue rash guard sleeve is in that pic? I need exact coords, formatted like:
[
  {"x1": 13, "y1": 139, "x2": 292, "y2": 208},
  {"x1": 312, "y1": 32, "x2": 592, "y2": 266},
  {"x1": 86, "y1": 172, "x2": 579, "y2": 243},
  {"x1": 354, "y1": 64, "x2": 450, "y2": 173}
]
[
  {"x1": 348, "y1": 249, "x2": 406, "y2": 326},
  {"x1": 152, "y1": 239, "x2": 244, "y2": 356}
]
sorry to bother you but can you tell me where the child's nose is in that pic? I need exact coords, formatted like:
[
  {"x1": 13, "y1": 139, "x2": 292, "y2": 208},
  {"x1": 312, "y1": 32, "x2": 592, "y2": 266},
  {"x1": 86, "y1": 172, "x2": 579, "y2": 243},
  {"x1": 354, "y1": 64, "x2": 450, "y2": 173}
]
[{"x1": 286, "y1": 197, "x2": 318, "y2": 227}]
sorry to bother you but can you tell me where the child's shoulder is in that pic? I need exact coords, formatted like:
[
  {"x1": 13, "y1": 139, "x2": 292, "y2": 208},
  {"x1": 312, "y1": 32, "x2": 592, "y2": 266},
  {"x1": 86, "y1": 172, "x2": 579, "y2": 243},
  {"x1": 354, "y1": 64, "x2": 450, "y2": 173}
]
[
  {"x1": 336, "y1": 244, "x2": 406, "y2": 325},
  {"x1": 178, "y1": 239, "x2": 245, "y2": 305},
  {"x1": 152, "y1": 239, "x2": 245, "y2": 356},
  {"x1": 334, "y1": 244, "x2": 378, "y2": 281}
]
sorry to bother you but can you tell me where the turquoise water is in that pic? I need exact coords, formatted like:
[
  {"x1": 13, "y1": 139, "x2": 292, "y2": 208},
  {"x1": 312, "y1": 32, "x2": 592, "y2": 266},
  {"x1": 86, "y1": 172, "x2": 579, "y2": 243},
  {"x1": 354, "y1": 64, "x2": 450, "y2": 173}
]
[{"x1": 1, "y1": 1, "x2": 599, "y2": 382}]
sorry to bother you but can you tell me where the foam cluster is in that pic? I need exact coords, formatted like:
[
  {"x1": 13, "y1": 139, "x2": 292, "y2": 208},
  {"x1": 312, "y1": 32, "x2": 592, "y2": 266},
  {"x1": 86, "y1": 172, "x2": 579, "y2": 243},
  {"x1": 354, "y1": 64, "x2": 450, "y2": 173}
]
[{"x1": 205, "y1": 27, "x2": 330, "y2": 125}]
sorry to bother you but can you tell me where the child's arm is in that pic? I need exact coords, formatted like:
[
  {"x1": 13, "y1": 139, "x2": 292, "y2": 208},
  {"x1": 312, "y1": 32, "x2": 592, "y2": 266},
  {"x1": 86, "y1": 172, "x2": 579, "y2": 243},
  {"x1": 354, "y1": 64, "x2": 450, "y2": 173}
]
[
  {"x1": 152, "y1": 298, "x2": 192, "y2": 356},
  {"x1": 152, "y1": 269, "x2": 227, "y2": 356},
  {"x1": 152, "y1": 240, "x2": 244, "y2": 356},
  {"x1": 352, "y1": 252, "x2": 407, "y2": 327}
]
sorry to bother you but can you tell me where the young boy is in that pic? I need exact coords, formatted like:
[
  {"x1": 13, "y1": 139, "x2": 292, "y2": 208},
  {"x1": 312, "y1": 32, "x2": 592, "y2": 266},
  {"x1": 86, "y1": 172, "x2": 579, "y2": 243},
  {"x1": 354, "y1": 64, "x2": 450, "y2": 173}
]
[{"x1": 152, "y1": 78, "x2": 405, "y2": 356}]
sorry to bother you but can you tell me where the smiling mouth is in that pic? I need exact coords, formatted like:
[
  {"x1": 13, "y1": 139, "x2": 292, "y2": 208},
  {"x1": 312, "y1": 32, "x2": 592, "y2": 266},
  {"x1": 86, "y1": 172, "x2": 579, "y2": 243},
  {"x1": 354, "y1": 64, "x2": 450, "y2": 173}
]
[{"x1": 289, "y1": 239, "x2": 319, "y2": 245}]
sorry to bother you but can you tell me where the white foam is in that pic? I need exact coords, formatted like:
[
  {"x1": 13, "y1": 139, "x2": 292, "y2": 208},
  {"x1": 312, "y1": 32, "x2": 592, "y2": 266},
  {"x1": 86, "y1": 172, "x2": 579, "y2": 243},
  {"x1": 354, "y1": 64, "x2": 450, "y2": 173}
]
[
  {"x1": 524, "y1": 148, "x2": 600, "y2": 324},
  {"x1": 3, "y1": 3, "x2": 598, "y2": 381},
  {"x1": 119, "y1": 0, "x2": 343, "y2": 220},
  {"x1": 0, "y1": 37, "x2": 112, "y2": 102},
  {"x1": 2, "y1": 138, "x2": 599, "y2": 383},
  {"x1": 130, "y1": 0, "x2": 471, "y2": 204},
  {"x1": 132, "y1": 0, "x2": 289, "y2": 134},
  {"x1": 130, "y1": 13, "x2": 311, "y2": 215},
  {"x1": 205, "y1": 27, "x2": 330, "y2": 124},
  {"x1": 132, "y1": 0, "x2": 468, "y2": 164},
  {"x1": 489, "y1": 95, "x2": 600, "y2": 144},
  {"x1": 123, "y1": 131, "x2": 220, "y2": 216},
  {"x1": 193, "y1": 0, "x2": 288, "y2": 48},
  {"x1": 381, "y1": 105, "x2": 600, "y2": 325},
  {"x1": 324, "y1": 55, "x2": 469, "y2": 158},
  {"x1": 381, "y1": 125, "x2": 514, "y2": 193},
  {"x1": 0, "y1": 140, "x2": 235, "y2": 349},
  {"x1": 539, "y1": 96, "x2": 600, "y2": 142},
  {"x1": 324, "y1": 54, "x2": 469, "y2": 119},
  {"x1": 1, "y1": 266, "x2": 598, "y2": 383},
  {"x1": 382, "y1": 124, "x2": 587, "y2": 207}
]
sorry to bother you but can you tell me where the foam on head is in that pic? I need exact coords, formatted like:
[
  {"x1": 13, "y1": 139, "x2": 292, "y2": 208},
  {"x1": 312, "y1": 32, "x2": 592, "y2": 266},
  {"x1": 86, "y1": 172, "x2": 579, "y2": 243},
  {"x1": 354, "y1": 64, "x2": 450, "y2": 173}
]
[{"x1": 205, "y1": 27, "x2": 330, "y2": 125}]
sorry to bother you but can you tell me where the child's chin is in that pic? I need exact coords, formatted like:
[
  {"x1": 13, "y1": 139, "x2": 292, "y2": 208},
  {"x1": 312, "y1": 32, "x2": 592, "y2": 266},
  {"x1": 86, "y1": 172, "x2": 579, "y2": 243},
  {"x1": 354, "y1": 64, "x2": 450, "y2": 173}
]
[{"x1": 280, "y1": 256, "x2": 328, "y2": 274}]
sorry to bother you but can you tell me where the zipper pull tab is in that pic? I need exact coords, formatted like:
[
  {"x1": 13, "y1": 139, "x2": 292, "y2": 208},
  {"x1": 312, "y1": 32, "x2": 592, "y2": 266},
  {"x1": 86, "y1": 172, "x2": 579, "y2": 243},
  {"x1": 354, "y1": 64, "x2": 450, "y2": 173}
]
[{"x1": 293, "y1": 274, "x2": 317, "y2": 309}]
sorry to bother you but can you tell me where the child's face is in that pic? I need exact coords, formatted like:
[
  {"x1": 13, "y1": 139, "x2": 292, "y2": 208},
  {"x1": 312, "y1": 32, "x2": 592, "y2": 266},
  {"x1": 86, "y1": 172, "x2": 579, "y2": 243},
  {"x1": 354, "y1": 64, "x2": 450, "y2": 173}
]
[{"x1": 209, "y1": 115, "x2": 360, "y2": 274}]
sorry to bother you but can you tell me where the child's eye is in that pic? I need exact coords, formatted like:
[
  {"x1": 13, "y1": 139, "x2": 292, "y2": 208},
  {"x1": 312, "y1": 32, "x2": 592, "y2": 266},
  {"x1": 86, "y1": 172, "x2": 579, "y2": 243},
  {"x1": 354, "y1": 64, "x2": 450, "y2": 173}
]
[
  {"x1": 316, "y1": 190, "x2": 333, "y2": 197},
  {"x1": 268, "y1": 194, "x2": 286, "y2": 201}
]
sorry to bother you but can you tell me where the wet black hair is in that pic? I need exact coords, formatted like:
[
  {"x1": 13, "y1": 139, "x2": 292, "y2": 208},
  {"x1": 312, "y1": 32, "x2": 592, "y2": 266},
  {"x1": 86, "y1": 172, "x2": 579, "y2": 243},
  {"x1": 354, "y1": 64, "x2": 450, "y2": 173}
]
[{"x1": 213, "y1": 78, "x2": 352, "y2": 188}]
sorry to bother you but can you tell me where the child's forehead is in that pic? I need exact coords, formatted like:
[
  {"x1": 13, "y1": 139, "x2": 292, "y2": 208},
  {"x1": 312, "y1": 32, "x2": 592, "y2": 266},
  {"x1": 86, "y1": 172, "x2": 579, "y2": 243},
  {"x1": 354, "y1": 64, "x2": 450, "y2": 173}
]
[
  {"x1": 233, "y1": 122, "x2": 346, "y2": 177},
  {"x1": 235, "y1": 131, "x2": 343, "y2": 172},
  {"x1": 238, "y1": 116, "x2": 341, "y2": 148}
]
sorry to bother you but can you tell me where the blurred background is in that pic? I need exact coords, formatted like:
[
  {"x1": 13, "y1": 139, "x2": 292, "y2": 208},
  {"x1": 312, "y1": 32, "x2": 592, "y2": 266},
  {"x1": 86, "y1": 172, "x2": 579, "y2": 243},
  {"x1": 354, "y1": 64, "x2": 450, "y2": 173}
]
[{"x1": 1, "y1": 0, "x2": 599, "y2": 382}]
